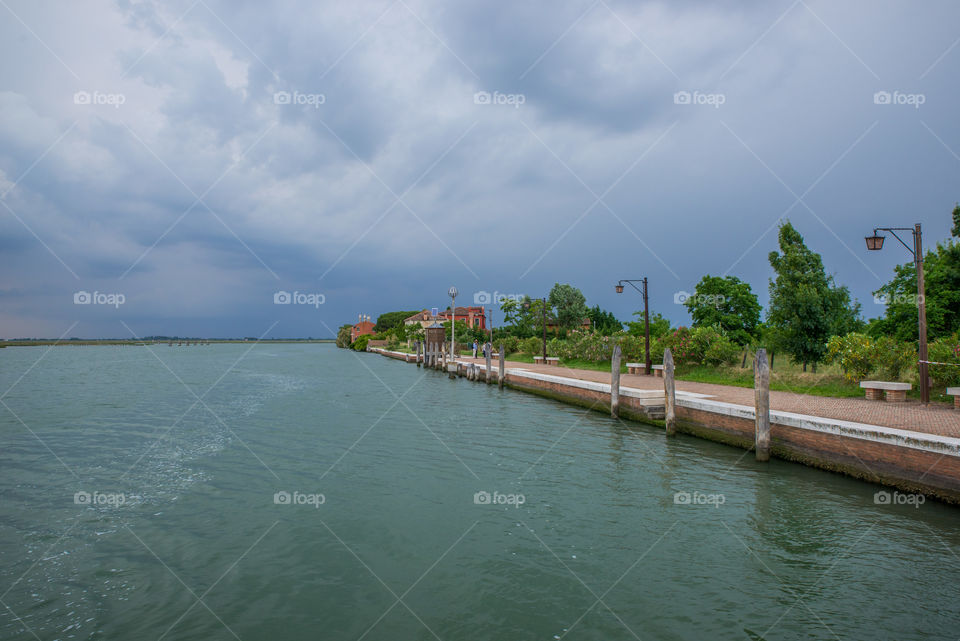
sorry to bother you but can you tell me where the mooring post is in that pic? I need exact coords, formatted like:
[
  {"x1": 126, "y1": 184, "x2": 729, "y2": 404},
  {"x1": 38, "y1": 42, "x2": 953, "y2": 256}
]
[
  {"x1": 664, "y1": 348, "x2": 676, "y2": 436},
  {"x1": 610, "y1": 345, "x2": 621, "y2": 418},
  {"x1": 498, "y1": 344, "x2": 505, "y2": 390},
  {"x1": 416, "y1": 341, "x2": 421, "y2": 367},
  {"x1": 485, "y1": 343, "x2": 492, "y2": 385},
  {"x1": 755, "y1": 348, "x2": 771, "y2": 462}
]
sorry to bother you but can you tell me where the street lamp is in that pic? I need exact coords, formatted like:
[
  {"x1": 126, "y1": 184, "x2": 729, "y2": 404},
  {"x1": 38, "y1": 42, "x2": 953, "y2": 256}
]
[
  {"x1": 448, "y1": 286, "x2": 458, "y2": 359},
  {"x1": 616, "y1": 278, "x2": 651, "y2": 374},
  {"x1": 865, "y1": 224, "x2": 928, "y2": 403}
]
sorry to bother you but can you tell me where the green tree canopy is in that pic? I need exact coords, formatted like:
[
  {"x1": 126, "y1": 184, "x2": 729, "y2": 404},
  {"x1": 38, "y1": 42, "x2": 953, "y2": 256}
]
[
  {"x1": 548, "y1": 283, "x2": 589, "y2": 331},
  {"x1": 587, "y1": 305, "x2": 622, "y2": 334},
  {"x1": 373, "y1": 310, "x2": 420, "y2": 333},
  {"x1": 869, "y1": 206, "x2": 960, "y2": 341},
  {"x1": 767, "y1": 221, "x2": 861, "y2": 367},
  {"x1": 683, "y1": 275, "x2": 761, "y2": 345},
  {"x1": 626, "y1": 311, "x2": 671, "y2": 339}
]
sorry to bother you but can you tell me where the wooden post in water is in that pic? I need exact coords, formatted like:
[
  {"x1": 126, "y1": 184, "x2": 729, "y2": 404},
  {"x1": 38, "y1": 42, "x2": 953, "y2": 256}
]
[
  {"x1": 664, "y1": 349, "x2": 676, "y2": 436},
  {"x1": 610, "y1": 345, "x2": 621, "y2": 418},
  {"x1": 498, "y1": 344, "x2": 505, "y2": 390},
  {"x1": 485, "y1": 343, "x2": 492, "y2": 385},
  {"x1": 754, "y1": 348, "x2": 771, "y2": 462}
]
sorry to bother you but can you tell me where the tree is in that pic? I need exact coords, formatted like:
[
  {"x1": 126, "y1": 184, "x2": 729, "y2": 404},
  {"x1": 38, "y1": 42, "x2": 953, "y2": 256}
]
[
  {"x1": 683, "y1": 275, "x2": 761, "y2": 345},
  {"x1": 587, "y1": 305, "x2": 622, "y2": 334},
  {"x1": 627, "y1": 311, "x2": 671, "y2": 339},
  {"x1": 548, "y1": 283, "x2": 588, "y2": 332},
  {"x1": 374, "y1": 310, "x2": 420, "y2": 333},
  {"x1": 767, "y1": 221, "x2": 861, "y2": 369},
  {"x1": 869, "y1": 207, "x2": 960, "y2": 341},
  {"x1": 336, "y1": 324, "x2": 352, "y2": 348}
]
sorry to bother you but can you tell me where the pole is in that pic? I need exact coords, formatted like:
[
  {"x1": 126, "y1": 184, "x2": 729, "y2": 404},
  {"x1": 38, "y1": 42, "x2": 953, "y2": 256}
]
[
  {"x1": 643, "y1": 277, "x2": 651, "y2": 374},
  {"x1": 450, "y1": 295, "x2": 456, "y2": 360},
  {"x1": 755, "y1": 348, "x2": 770, "y2": 461},
  {"x1": 611, "y1": 345, "x2": 621, "y2": 418},
  {"x1": 541, "y1": 298, "x2": 547, "y2": 361},
  {"x1": 498, "y1": 344, "x2": 505, "y2": 390},
  {"x1": 915, "y1": 223, "x2": 929, "y2": 404},
  {"x1": 664, "y1": 349, "x2": 676, "y2": 436}
]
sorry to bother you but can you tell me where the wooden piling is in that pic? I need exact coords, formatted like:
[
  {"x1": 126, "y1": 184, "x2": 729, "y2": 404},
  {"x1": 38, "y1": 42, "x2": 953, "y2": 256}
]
[
  {"x1": 664, "y1": 349, "x2": 676, "y2": 436},
  {"x1": 610, "y1": 345, "x2": 621, "y2": 418},
  {"x1": 755, "y1": 348, "x2": 771, "y2": 462},
  {"x1": 416, "y1": 341, "x2": 422, "y2": 367},
  {"x1": 485, "y1": 343, "x2": 492, "y2": 385},
  {"x1": 498, "y1": 345, "x2": 505, "y2": 390}
]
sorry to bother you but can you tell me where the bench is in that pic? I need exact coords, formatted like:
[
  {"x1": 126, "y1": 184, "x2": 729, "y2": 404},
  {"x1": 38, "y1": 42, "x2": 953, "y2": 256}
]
[
  {"x1": 532, "y1": 356, "x2": 545, "y2": 365},
  {"x1": 546, "y1": 357, "x2": 560, "y2": 366},
  {"x1": 626, "y1": 362, "x2": 647, "y2": 375},
  {"x1": 651, "y1": 364, "x2": 665, "y2": 378},
  {"x1": 948, "y1": 387, "x2": 959, "y2": 409},
  {"x1": 860, "y1": 381, "x2": 911, "y2": 402}
]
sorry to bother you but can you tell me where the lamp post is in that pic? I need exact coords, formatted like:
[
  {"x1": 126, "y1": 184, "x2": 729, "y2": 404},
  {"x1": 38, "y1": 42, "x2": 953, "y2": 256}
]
[
  {"x1": 616, "y1": 278, "x2": 651, "y2": 374},
  {"x1": 448, "y1": 286, "x2": 458, "y2": 359},
  {"x1": 541, "y1": 298, "x2": 547, "y2": 361},
  {"x1": 865, "y1": 224, "x2": 928, "y2": 403}
]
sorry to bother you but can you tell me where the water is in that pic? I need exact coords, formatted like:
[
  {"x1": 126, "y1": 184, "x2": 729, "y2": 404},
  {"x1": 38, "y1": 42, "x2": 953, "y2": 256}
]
[{"x1": 1, "y1": 343, "x2": 958, "y2": 640}]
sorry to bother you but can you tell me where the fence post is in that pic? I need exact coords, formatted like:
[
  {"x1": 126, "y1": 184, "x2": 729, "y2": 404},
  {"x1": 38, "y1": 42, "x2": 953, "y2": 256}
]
[
  {"x1": 498, "y1": 344, "x2": 505, "y2": 390},
  {"x1": 755, "y1": 348, "x2": 771, "y2": 462},
  {"x1": 611, "y1": 345, "x2": 621, "y2": 418},
  {"x1": 664, "y1": 349, "x2": 676, "y2": 436}
]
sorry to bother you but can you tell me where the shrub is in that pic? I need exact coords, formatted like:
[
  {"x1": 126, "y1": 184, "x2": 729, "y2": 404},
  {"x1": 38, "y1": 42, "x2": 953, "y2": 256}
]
[
  {"x1": 928, "y1": 333, "x2": 960, "y2": 388},
  {"x1": 825, "y1": 333, "x2": 874, "y2": 382},
  {"x1": 495, "y1": 335, "x2": 520, "y2": 355},
  {"x1": 703, "y1": 335, "x2": 740, "y2": 366},
  {"x1": 352, "y1": 335, "x2": 371, "y2": 351},
  {"x1": 872, "y1": 336, "x2": 916, "y2": 381},
  {"x1": 521, "y1": 336, "x2": 543, "y2": 355},
  {"x1": 662, "y1": 327, "x2": 694, "y2": 365}
]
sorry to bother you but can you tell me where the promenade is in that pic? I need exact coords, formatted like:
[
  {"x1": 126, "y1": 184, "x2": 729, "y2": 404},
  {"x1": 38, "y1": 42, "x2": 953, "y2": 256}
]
[{"x1": 456, "y1": 356, "x2": 960, "y2": 438}]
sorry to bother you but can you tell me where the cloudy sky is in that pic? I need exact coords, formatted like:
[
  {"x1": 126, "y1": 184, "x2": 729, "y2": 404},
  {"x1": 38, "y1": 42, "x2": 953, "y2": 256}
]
[{"x1": 1, "y1": 0, "x2": 958, "y2": 339}]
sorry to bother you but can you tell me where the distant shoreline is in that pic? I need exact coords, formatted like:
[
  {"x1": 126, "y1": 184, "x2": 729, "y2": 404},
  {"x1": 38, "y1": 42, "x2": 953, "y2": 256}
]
[{"x1": 0, "y1": 339, "x2": 335, "y2": 347}]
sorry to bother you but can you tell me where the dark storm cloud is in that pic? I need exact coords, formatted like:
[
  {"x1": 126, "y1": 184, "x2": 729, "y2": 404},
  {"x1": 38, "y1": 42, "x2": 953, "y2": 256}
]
[{"x1": 0, "y1": 0, "x2": 958, "y2": 337}]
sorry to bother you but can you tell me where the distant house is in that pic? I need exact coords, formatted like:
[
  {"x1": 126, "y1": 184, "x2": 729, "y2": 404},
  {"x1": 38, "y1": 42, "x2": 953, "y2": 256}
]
[
  {"x1": 545, "y1": 317, "x2": 591, "y2": 334},
  {"x1": 351, "y1": 314, "x2": 376, "y2": 342},
  {"x1": 404, "y1": 306, "x2": 487, "y2": 330}
]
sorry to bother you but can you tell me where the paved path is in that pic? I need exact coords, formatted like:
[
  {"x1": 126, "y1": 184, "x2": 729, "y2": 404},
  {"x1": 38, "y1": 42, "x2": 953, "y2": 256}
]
[{"x1": 457, "y1": 356, "x2": 960, "y2": 437}]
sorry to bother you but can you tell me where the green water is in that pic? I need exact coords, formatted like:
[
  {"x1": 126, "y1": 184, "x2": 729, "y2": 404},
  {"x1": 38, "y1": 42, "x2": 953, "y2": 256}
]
[{"x1": 1, "y1": 344, "x2": 958, "y2": 640}]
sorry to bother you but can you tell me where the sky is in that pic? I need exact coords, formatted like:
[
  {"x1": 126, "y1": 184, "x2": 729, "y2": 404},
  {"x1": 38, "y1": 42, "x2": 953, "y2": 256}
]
[{"x1": 1, "y1": 0, "x2": 958, "y2": 339}]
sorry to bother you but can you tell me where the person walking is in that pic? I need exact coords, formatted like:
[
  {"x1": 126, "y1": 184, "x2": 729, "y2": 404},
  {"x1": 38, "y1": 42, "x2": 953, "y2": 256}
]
[{"x1": 472, "y1": 340, "x2": 478, "y2": 358}]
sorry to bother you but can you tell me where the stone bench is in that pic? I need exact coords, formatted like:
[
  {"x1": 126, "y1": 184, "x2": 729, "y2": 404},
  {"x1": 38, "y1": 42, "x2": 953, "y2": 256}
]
[
  {"x1": 532, "y1": 356, "x2": 545, "y2": 365},
  {"x1": 948, "y1": 387, "x2": 960, "y2": 409},
  {"x1": 651, "y1": 364, "x2": 665, "y2": 378},
  {"x1": 546, "y1": 357, "x2": 560, "y2": 366},
  {"x1": 860, "y1": 381, "x2": 911, "y2": 402},
  {"x1": 626, "y1": 362, "x2": 647, "y2": 375}
]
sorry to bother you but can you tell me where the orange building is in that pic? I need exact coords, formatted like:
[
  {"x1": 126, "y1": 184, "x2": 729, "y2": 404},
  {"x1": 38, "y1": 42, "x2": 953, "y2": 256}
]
[
  {"x1": 351, "y1": 314, "x2": 376, "y2": 342},
  {"x1": 404, "y1": 307, "x2": 487, "y2": 330}
]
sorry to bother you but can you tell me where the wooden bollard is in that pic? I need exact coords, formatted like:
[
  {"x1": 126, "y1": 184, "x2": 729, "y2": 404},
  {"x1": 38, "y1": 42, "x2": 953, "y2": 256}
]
[
  {"x1": 664, "y1": 349, "x2": 676, "y2": 436},
  {"x1": 755, "y1": 348, "x2": 771, "y2": 462},
  {"x1": 498, "y1": 344, "x2": 505, "y2": 390},
  {"x1": 416, "y1": 341, "x2": 422, "y2": 367},
  {"x1": 610, "y1": 345, "x2": 621, "y2": 418},
  {"x1": 485, "y1": 344, "x2": 492, "y2": 385}
]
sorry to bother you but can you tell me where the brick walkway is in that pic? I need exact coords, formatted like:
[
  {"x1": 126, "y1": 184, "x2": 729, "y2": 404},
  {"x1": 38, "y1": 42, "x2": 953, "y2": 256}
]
[{"x1": 458, "y1": 357, "x2": 960, "y2": 438}]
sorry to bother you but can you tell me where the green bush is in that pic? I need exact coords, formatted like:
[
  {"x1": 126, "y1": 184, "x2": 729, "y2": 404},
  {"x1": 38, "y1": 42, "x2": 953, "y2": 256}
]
[
  {"x1": 520, "y1": 336, "x2": 543, "y2": 355},
  {"x1": 872, "y1": 336, "x2": 916, "y2": 381},
  {"x1": 928, "y1": 333, "x2": 960, "y2": 388},
  {"x1": 703, "y1": 335, "x2": 740, "y2": 366},
  {"x1": 352, "y1": 335, "x2": 370, "y2": 351},
  {"x1": 495, "y1": 336, "x2": 520, "y2": 355},
  {"x1": 825, "y1": 333, "x2": 874, "y2": 382}
]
